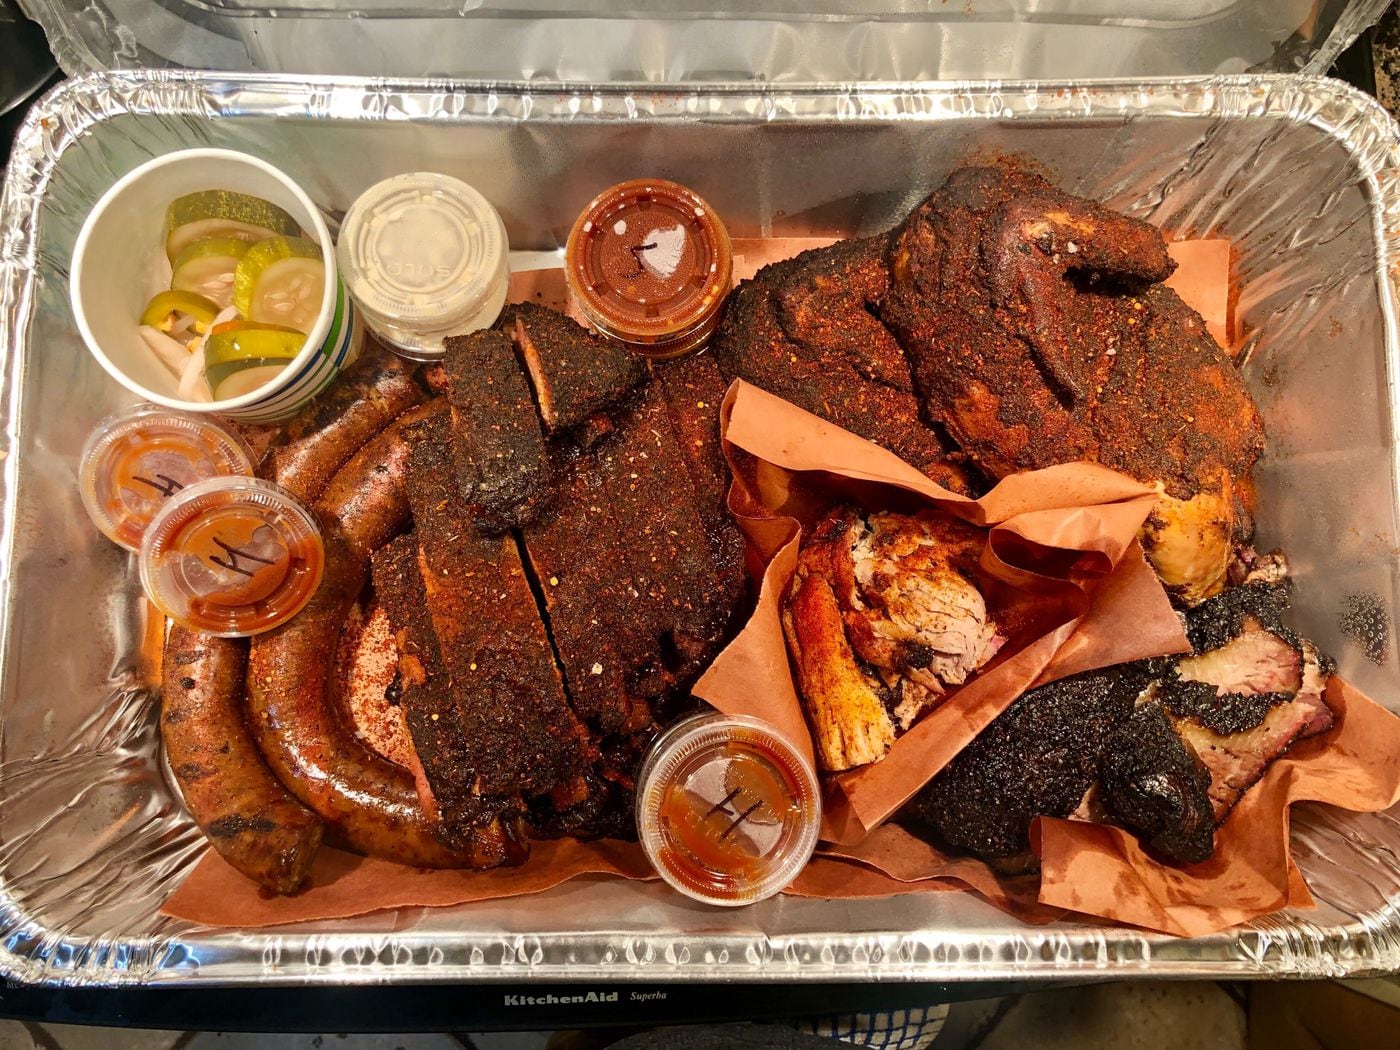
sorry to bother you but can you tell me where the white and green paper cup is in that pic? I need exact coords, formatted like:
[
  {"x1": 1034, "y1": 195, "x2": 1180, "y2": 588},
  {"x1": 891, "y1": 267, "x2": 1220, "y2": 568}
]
[{"x1": 71, "y1": 148, "x2": 363, "y2": 424}]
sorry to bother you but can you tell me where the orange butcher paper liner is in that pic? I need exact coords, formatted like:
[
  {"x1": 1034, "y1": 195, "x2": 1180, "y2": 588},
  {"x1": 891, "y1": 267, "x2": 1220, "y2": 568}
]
[{"x1": 161, "y1": 241, "x2": 1400, "y2": 937}]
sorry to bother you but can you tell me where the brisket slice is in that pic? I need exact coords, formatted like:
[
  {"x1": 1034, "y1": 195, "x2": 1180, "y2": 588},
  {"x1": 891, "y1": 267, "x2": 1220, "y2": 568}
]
[
  {"x1": 499, "y1": 302, "x2": 647, "y2": 434},
  {"x1": 370, "y1": 533, "x2": 528, "y2": 865},
  {"x1": 441, "y1": 329, "x2": 553, "y2": 532},
  {"x1": 403, "y1": 416, "x2": 589, "y2": 801},
  {"x1": 899, "y1": 582, "x2": 1337, "y2": 868}
]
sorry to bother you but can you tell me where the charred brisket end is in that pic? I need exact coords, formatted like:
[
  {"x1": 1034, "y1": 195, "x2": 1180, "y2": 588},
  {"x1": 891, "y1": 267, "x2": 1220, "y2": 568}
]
[
  {"x1": 370, "y1": 534, "x2": 509, "y2": 849},
  {"x1": 898, "y1": 665, "x2": 1147, "y2": 861},
  {"x1": 404, "y1": 417, "x2": 587, "y2": 800},
  {"x1": 499, "y1": 302, "x2": 647, "y2": 434},
  {"x1": 441, "y1": 329, "x2": 553, "y2": 532},
  {"x1": 1099, "y1": 703, "x2": 1216, "y2": 865}
]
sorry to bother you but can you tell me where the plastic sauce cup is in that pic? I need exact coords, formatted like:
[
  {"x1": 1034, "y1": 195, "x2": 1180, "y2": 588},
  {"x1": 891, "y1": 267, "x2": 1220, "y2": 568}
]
[
  {"x1": 79, "y1": 404, "x2": 255, "y2": 551},
  {"x1": 564, "y1": 179, "x2": 732, "y2": 360},
  {"x1": 337, "y1": 172, "x2": 510, "y2": 361},
  {"x1": 636, "y1": 712, "x2": 821, "y2": 907},
  {"x1": 71, "y1": 148, "x2": 364, "y2": 424},
  {"x1": 139, "y1": 476, "x2": 324, "y2": 637}
]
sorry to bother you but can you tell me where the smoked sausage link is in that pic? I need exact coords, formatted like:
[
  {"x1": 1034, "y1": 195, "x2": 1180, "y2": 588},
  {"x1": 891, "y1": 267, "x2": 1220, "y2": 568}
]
[{"x1": 161, "y1": 626, "x2": 324, "y2": 894}]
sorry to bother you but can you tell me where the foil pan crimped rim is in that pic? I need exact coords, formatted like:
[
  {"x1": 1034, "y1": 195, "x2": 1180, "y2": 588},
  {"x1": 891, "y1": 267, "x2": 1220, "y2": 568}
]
[{"x1": 2, "y1": 71, "x2": 1400, "y2": 986}]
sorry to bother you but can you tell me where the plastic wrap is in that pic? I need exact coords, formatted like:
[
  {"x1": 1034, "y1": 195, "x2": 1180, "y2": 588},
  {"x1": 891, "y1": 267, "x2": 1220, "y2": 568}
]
[
  {"x1": 2, "y1": 70, "x2": 1400, "y2": 985},
  {"x1": 15, "y1": 0, "x2": 1395, "y2": 81}
]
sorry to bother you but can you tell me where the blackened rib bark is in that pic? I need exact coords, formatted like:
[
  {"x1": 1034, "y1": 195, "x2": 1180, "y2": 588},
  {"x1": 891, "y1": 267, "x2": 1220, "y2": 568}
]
[
  {"x1": 404, "y1": 418, "x2": 587, "y2": 799},
  {"x1": 519, "y1": 458, "x2": 654, "y2": 736},
  {"x1": 370, "y1": 534, "x2": 490, "y2": 835},
  {"x1": 597, "y1": 383, "x2": 736, "y2": 681},
  {"x1": 499, "y1": 302, "x2": 647, "y2": 433},
  {"x1": 651, "y1": 353, "x2": 747, "y2": 624},
  {"x1": 442, "y1": 329, "x2": 552, "y2": 532}
]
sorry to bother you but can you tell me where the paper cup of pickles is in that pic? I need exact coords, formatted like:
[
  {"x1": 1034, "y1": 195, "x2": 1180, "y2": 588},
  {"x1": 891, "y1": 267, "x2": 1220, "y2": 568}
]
[{"x1": 72, "y1": 148, "x2": 363, "y2": 424}]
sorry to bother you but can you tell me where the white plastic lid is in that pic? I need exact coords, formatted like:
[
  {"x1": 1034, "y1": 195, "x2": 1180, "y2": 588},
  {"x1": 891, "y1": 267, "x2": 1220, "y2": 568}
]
[{"x1": 337, "y1": 172, "x2": 508, "y2": 358}]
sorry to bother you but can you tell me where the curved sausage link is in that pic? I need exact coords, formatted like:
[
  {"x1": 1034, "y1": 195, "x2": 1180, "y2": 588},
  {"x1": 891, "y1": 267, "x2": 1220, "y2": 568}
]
[
  {"x1": 162, "y1": 626, "x2": 324, "y2": 893},
  {"x1": 316, "y1": 398, "x2": 446, "y2": 560},
  {"x1": 265, "y1": 346, "x2": 428, "y2": 504},
  {"x1": 246, "y1": 532, "x2": 470, "y2": 867}
]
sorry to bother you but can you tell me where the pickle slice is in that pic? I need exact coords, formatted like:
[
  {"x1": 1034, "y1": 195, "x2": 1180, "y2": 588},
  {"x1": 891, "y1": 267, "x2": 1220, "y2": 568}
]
[
  {"x1": 171, "y1": 237, "x2": 252, "y2": 310},
  {"x1": 203, "y1": 325, "x2": 305, "y2": 400},
  {"x1": 232, "y1": 236, "x2": 326, "y2": 334},
  {"x1": 210, "y1": 363, "x2": 288, "y2": 402},
  {"x1": 165, "y1": 190, "x2": 300, "y2": 260},
  {"x1": 139, "y1": 290, "x2": 221, "y2": 333}
]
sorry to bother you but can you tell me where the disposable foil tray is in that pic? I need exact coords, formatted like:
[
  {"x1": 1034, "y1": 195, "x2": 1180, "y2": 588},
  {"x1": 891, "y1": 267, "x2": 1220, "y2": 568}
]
[{"x1": 2, "y1": 71, "x2": 1400, "y2": 986}]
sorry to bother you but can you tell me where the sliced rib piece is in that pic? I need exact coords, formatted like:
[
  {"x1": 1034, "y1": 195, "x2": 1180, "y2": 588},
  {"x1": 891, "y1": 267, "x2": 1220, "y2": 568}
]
[
  {"x1": 499, "y1": 302, "x2": 647, "y2": 434},
  {"x1": 403, "y1": 417, "x2": 589, "y2": 802},
  {"x1": 651, "y1": 352, "x2": 747, "y2": 624},
  {"x1": 519, "y1": 456, "x2": 655, "y2": 736},
  {"x1": 591, "y1": 382, "x2": 740, "y2": 683},
  {"x1": 441, "y1": 328, "x2": 552, "y2": 532}
]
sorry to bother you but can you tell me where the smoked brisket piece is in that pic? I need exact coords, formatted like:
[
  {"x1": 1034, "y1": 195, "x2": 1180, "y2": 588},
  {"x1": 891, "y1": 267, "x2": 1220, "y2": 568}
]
[
  {"x1": 403, "y1": 417, "x2": 588, "y2": 802},
  {"x1": 898, "y1": 663, "x2": 1150, "y2": 865},
  {"x1": 499, "y1": 302, "x2": 647, "y2": 434},
  {"x1": 441, "y1": 328, "x2": 552, "y2": 532},
  {"x1": 1099, "y1": 701, "x2": 1215, "y2": 864},
  {"x1": 898, "y1": 582, "x2": 1336, "y2": 868}
]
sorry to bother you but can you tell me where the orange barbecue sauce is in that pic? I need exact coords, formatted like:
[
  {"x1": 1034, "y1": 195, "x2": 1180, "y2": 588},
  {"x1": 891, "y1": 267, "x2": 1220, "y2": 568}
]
[{"x1": 653, "y1": 737, "x2": 808, "y2": 900}]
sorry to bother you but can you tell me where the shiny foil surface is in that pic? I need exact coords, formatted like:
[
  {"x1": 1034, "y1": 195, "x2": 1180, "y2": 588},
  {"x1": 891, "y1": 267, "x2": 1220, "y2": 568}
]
[{"x1": 1, "y1": 72, "x2": 1400, "y2": 984}]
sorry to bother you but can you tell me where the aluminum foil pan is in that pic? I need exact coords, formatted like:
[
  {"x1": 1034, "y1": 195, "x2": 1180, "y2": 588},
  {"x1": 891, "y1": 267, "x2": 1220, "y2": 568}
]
[{"x1": 2, "y1": 71, "x2": 1400, "y2": 986}]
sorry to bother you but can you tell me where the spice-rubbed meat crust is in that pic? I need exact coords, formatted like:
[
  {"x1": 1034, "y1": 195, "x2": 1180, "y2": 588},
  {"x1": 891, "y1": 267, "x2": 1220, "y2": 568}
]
[
  {"x1": 441, "y1": 329, "x2": 553, "y2": 532},
  {"x1": 370, "y1": 533, "x2": 530, "y2": 867},
  {"x1": 713, "y1": 237, "x2": 972, "y2": 493},
  {"x1": 401, "y1": 417, "x2": 591, "y2": 810},
  {"x1": 651, "y1": 352, "x2": 748, "y2": 629},
  {"x1": 898, "y1": 664, "x2": 1152, "y2": 869},
  {"x1": 879, "y1": 166, "x2": 1264, "y2": 604},
  {"x1": 498, "y1": 302, "x2": 647, "y2": 434},
  {"x1": 899, "y1": 582, "x2": 1335, "y2": 867}
]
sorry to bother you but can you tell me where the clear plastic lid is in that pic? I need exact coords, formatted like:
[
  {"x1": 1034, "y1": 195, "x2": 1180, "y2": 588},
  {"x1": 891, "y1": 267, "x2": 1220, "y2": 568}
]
[
  {"x1": 565, "y1": 178, "x2": 732, "y2": 360},
  {"x1": 79, "y1": 404, "x2": 255, "y2": 551},
  {"x1": 337, "y1": 172, "x2": 509, "y2": 360},
  {"x1": 139, "y1": 476, "x2": 325, "y2": 637},
  {"x1": 636, "y1": 711, "x2": 821, "y2": 907}
]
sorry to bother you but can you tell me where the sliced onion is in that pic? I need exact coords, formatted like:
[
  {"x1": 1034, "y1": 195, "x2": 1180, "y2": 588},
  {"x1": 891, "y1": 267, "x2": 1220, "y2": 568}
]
[
  {"x1": 137, "y1": 325, "x2": 191, "y2": 380},
  {"x1": 177, "y1": 342, "x2": 212, "y2": 403}
]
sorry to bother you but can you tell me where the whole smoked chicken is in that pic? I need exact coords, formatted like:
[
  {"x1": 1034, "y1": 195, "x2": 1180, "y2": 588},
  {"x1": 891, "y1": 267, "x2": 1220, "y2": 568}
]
[{"x1": 879, "y1": 166, "x2": 1263, "y2": 604}]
